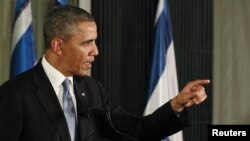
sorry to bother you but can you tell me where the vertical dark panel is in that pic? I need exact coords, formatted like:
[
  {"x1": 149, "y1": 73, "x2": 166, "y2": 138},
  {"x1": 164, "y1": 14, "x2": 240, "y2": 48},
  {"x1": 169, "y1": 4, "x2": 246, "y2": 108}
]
[
  {"x1": 119, "y1": 0, "x2": 156, "y2": 115},
  {"x1": 91, "y1": 0, "x2": 123, "y2": 106},
  {"x1": 92, "y1": 0, "x2": 155, "y2": 116},
  {"x1": 91, "y1": 0, "x2": 212, "y2": 141},
  {"x1": 169, "y1": 0, "x2": 212, "y2": 141}
]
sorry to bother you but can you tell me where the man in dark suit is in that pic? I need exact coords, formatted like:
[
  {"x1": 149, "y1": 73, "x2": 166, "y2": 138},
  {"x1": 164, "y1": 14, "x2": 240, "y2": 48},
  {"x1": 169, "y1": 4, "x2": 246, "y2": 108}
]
[{"x1": 0, "y1": 5, "x2": 210, "y2": 141}]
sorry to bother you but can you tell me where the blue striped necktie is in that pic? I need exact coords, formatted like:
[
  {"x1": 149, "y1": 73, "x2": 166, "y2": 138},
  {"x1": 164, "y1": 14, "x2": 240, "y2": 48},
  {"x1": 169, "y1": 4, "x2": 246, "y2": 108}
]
[{"x1": 62, "y1": 78, "x2": 77, "y2": 141}]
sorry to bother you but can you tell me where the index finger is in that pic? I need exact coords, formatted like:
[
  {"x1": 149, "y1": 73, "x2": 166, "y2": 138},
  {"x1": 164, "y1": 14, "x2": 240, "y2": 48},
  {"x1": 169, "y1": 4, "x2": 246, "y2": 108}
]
[{"x1": 188, "y1": 79, "x2": 210, "y2": 87}]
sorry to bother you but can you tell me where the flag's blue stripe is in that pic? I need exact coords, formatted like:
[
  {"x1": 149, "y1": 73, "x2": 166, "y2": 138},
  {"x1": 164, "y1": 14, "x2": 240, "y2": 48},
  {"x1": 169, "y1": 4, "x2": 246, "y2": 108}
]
[
  {"x1": 10, "y1": 25, "x2": 36, "y2": 77},
  {"x1": 55, "y1": 0, "x2": 68, "y2": 6},
  {"x1": 147, "y1": 0, "x2": 173, "y2": 99}
]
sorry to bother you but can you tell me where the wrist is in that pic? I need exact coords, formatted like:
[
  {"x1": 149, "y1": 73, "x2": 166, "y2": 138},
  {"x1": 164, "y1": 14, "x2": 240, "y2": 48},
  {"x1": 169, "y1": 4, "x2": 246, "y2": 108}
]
[{"x1": 170, "y1": 98, "x2": 184, "y2": 112}]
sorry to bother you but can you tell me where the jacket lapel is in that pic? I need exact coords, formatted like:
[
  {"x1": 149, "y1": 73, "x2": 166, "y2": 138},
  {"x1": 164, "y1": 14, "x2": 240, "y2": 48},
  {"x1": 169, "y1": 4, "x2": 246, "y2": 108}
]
[
  {"x1": 74, "y1": 76, "x2": 95, "y2": 141},
  {"x1": 32, "y1": 62, "x2": 71, "y2": 141}
]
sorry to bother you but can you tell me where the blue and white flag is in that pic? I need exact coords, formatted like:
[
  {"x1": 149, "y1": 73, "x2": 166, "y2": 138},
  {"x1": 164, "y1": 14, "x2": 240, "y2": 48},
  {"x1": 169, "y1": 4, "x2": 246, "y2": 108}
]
[
  {"x1": 144, "y1": 0, "x2": 183, "y2": 141},
  {"x1": 10, "y1": 0, "x2": 36, "y2": 78},
  {"x1": 55, "y1": 0, "x2": 68, "y2": 6}
]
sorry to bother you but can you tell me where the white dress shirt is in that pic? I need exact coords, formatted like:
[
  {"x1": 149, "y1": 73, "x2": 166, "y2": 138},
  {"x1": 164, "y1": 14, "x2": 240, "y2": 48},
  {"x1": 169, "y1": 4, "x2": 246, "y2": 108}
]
[{"x1": 41, "y1": 56, "x2": 77, "y2": 115}]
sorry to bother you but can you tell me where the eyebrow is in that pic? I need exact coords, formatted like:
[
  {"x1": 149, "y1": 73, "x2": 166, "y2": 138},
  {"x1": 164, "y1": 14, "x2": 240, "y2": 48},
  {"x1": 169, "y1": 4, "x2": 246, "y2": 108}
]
[{"x1": 81, "y1": 39, "x2": 95, "y2": 45}]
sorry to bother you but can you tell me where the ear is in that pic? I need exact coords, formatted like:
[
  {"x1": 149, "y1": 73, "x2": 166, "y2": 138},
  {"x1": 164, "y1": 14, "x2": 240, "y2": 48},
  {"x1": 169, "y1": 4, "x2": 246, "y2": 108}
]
[{"x1": 50, "y1": 38, "x2": 63, "y2": 55}]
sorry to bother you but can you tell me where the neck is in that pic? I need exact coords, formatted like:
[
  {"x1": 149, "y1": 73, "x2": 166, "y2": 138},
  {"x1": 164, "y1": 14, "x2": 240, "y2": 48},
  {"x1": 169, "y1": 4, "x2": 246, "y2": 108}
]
[{"x1": 44, "y1": 50, "x2": 71, "y2": 77}]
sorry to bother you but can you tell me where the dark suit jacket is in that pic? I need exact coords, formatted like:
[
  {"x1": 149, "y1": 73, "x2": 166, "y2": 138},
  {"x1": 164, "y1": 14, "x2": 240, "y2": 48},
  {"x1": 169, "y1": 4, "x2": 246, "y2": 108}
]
[{"x1": 0, "y1": 61, "x2": 189, "y2": 141}]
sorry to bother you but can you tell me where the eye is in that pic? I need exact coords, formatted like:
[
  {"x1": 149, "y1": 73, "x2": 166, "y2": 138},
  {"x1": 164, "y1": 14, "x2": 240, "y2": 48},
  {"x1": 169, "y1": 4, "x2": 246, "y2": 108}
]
[
  {"x1": 85, "y1": 41, "x2": 92, "y2": 45},
  {"x1": 82, "y1": 40, "x2": 94, "y2": 46}
]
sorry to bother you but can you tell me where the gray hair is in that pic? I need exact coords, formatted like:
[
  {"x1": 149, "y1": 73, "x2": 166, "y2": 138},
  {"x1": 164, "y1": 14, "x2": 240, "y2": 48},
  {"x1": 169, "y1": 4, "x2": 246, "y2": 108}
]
[{"x1": 43, "y1": 5, "x2": 95, "y2": 49}]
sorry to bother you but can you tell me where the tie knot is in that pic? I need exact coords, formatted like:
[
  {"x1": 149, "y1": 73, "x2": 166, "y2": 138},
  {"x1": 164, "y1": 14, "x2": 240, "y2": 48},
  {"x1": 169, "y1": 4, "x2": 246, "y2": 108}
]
[{"x1": 62, "y1": 78, "x2": 70, "y2": 91}]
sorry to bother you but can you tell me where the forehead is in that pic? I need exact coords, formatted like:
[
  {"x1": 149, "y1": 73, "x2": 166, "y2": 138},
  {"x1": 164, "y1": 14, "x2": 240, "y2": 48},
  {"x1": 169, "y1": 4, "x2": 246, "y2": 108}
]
[
  {"x1": 75, "y1": 22, "x2": 97, "y2": 33},
  {"x1": 72, "y1": 22, "x2": 97, "y2": 38}
]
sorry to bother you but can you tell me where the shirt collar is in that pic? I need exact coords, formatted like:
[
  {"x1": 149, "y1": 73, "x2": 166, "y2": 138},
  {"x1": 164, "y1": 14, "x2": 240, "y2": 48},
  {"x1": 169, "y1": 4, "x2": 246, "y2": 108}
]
[{"x1": 41, "y1": 56, "x2": 73, "y2": 89}]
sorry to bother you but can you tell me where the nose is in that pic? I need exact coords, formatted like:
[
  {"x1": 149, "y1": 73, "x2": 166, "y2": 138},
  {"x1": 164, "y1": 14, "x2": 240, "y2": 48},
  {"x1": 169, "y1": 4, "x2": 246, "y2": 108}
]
[{"x1": 90, "y1": 42, "x2": 98, "y2": 56}]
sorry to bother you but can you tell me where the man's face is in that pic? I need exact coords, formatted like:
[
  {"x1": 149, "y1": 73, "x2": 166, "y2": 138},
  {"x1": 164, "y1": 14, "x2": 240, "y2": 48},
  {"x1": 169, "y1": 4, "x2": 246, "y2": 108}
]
[{"x1": 60, "y1": 21, "x2": 98, "y2": 76}]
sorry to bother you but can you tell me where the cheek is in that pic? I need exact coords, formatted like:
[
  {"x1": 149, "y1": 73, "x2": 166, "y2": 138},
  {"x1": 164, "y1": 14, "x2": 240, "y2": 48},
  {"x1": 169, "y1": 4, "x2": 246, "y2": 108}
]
[
  {"x1": 75, "y1": 49, "x2": 88, "y2": 63},
  {"x1": 82, "y1": 47, "x2": 91, "y2": 57}
]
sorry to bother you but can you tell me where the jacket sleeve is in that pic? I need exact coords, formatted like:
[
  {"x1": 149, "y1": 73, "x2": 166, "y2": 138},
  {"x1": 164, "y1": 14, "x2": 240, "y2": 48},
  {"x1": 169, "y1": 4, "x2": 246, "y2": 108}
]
[
  {"x1": 139, "y1": 101, "x2": 189, "y2": 140},
  {"x1": 89, "y1": 77, "x2": 190, "y2": 141},
  {"x1": 106, "y1": 100, "x2": 189, "y2": 141}
]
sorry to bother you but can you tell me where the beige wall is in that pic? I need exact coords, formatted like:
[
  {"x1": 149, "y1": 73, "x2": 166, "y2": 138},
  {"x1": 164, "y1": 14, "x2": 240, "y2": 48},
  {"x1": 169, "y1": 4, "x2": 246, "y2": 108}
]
[
  {"x1": 0, "y1": 0, "x2": 14, "y2": 85},
  {"x1": 213, "y1": 0, "x2": 250, "y2": 124},
  {"x1": 0, "y1": 0, "x2": 77, "y2": 85}
]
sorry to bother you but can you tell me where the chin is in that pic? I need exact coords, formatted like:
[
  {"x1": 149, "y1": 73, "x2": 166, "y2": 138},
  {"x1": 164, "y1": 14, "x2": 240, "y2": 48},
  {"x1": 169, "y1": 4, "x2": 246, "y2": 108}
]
[{"x1": 79, "y1": 70, "x2": 90, "y2": 76}]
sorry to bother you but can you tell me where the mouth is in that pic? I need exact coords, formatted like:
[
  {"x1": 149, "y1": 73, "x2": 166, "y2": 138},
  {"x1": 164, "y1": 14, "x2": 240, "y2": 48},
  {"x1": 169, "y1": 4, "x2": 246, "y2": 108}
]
[
  {"x1": 86, "y1": 62, "x2": 92, "y2": 68},
  {"x1": 85, "y1": 59, "x2": 94, "y2": 68}
]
